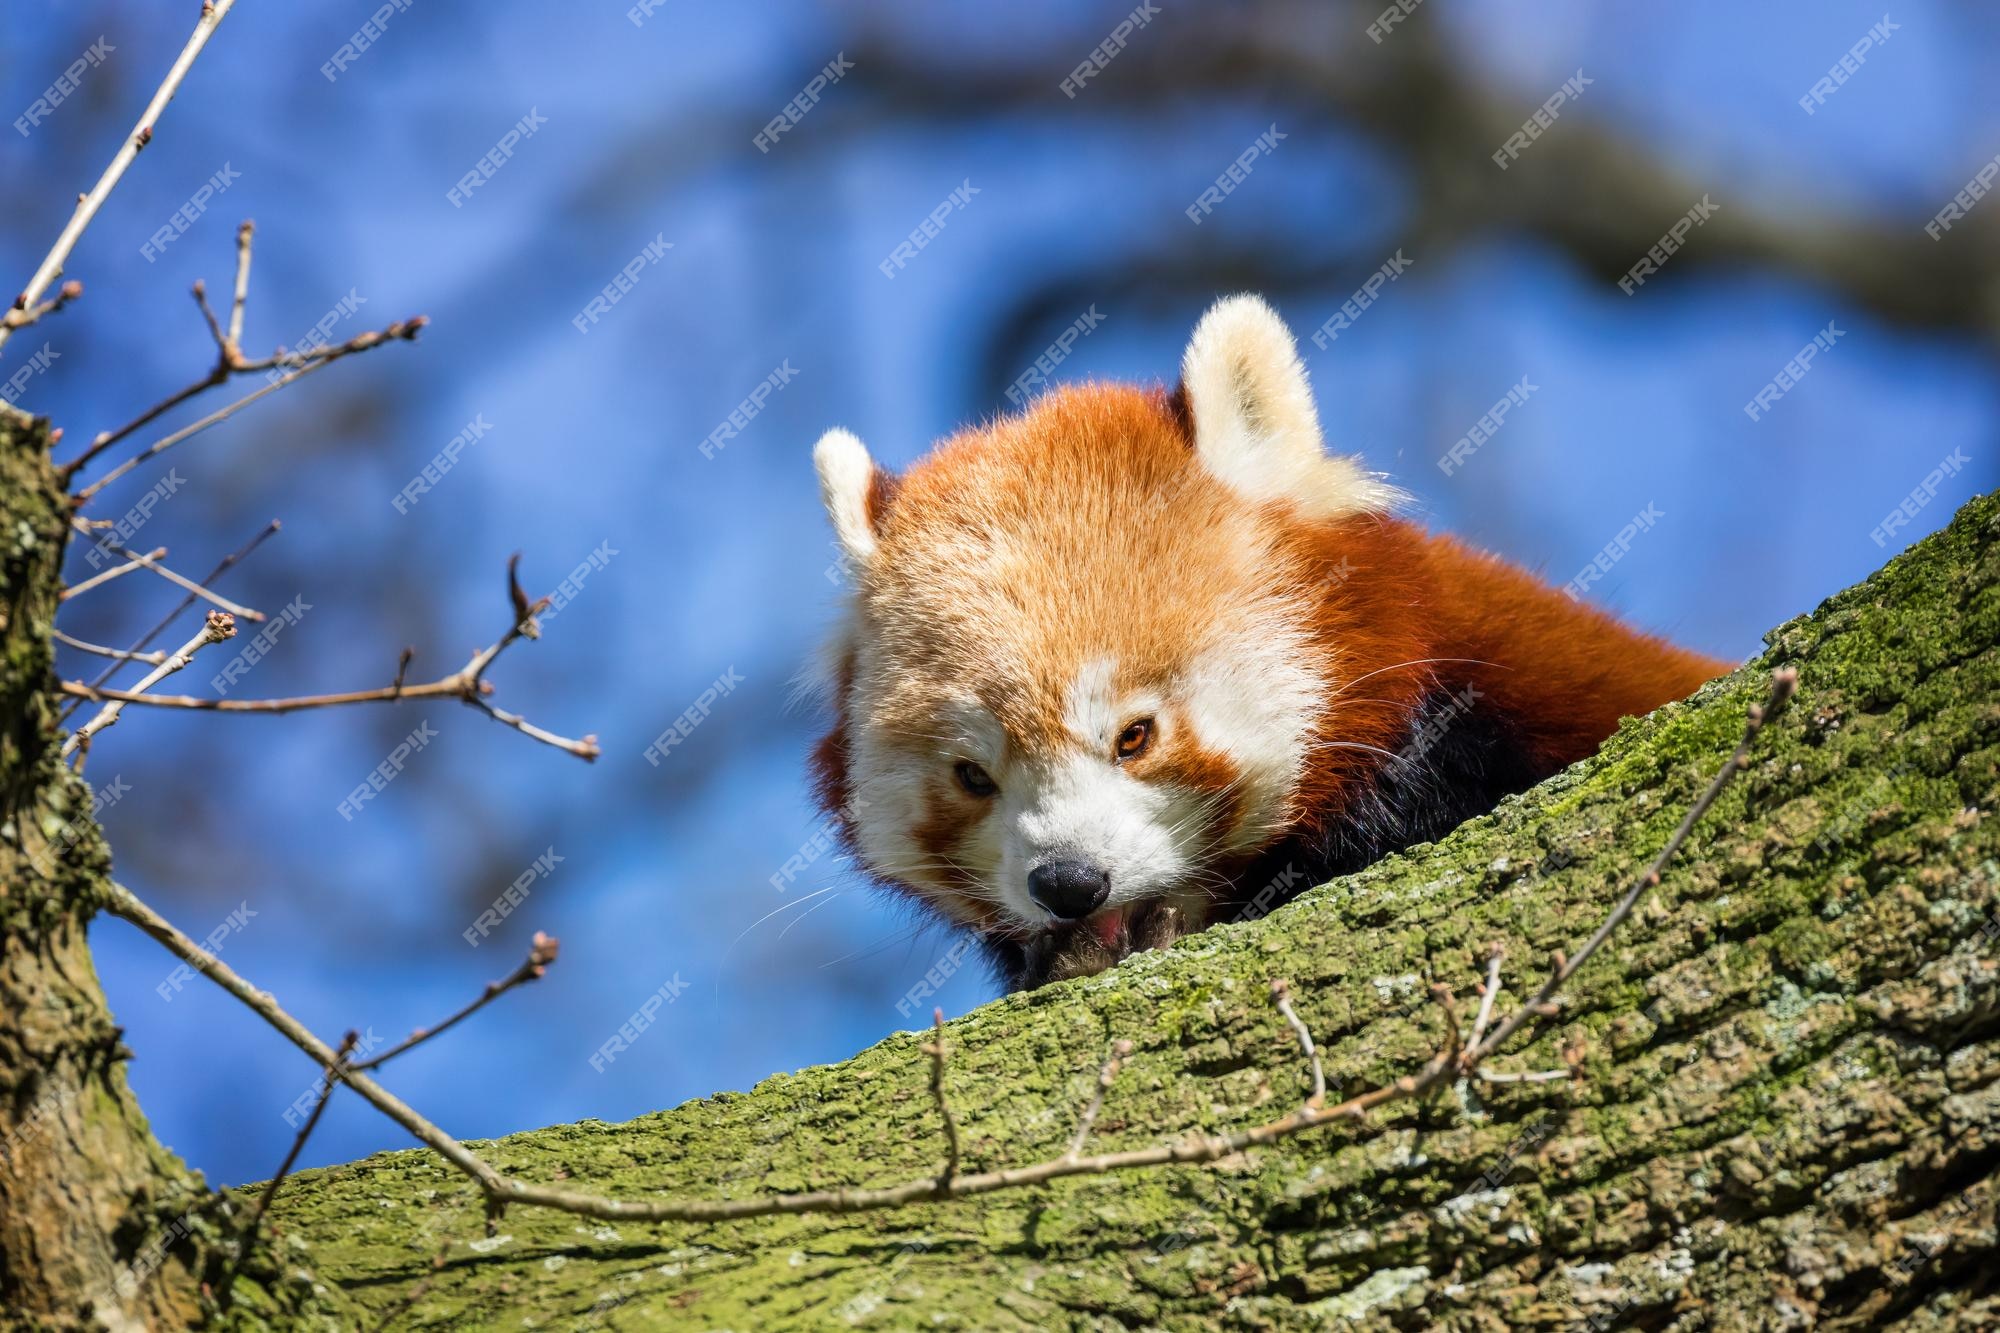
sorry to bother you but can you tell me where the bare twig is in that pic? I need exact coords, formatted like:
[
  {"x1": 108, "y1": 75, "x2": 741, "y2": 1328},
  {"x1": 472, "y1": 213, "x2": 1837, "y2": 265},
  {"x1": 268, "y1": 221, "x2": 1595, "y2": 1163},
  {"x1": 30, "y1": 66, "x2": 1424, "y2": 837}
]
[
  {"x1": 228, "y1": 220, "x2": 253, "y2": 350},
  {"x1": 104, "y1": 669, "x2": 1797, "y2": 1228},
  {"x1": 1066, "y1": 1039, "x2": 1134, "y2": 1159},
  {"x1": 507, "y1": 552, "x2": 541, "y2": 639},
  {"x1": 1431, "y1": 983, "x2": 1463, "y2": 1069},
  {"x1": 1270, "y1": 979, "x2": 1326, "y2": 1107},
  {"x1": 1461, "y1": 667, "x2": 1798, "y2": 1072},
  {"x1": 66, "y1": 376, "x2": 227, "y2": 483},
  {"x1": 56, "y1": 674, "x2": 537, "y2": 720},
  {"x1": 63, "y1": 612, "x2": 235, "y2": 759},
  {"x1": 234, "y1": 1028, "x2": 358, "y2": 1280},
  {"x1": 68, "y1": 317, "x2": 426, "y2": 499},
  {"x1": 64, "y1": 530, "x2": 266, "y2": 621},
  {"x1": 220, "y1": 932, "x2": 554, "y2": 1303},
  {"x1": 58, "y1": 557, "x2": 600, "y2": 761},
  {"x1": 106, "y1": 871, "x2": 1453, "y2": 1222},
  {"x1": 58, "y1": 546, "x2": 167, "y2": 601},
  {"x1": 1473, "y1": 1067, "x2": 1570, "y2": 1085},
  {"x1": 349, "y1": 933, "x2": 559, "y2": 1073},
  {"x1": 51, "y1": 629, "x2": 168, "y2": 666},
  {"x1": 52, "y1": 251, "x2": 332, "y2": 478},
  {"x1": 465, "y1": 697, "x2": 599, "y2": 760},
  {"x1": 926, "y1": 1009, "x2": 962, "y2": 1185},
  {"x1": 58, "y1": 520, "x2": 278, "y2": 721},
  {"x1": 0, "y1": 0, "x2": 239, "y2": 359},
  {"x1": 1, "y1": 279, "x2": 83, "y2": 333},
  {"x1": 191, "y1": 279, "x2": 229, "y2": 356},
  {"x1": 1464, "y1": 947, "x2": 1503, "y2": 1062}
]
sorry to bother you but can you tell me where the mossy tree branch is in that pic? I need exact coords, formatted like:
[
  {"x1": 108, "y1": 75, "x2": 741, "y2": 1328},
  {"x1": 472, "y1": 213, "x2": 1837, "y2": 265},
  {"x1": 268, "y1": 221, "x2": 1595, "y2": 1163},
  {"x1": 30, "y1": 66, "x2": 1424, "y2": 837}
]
[{"x1": 253, "y1": 496, "x2": 2000, "y2": 1329}]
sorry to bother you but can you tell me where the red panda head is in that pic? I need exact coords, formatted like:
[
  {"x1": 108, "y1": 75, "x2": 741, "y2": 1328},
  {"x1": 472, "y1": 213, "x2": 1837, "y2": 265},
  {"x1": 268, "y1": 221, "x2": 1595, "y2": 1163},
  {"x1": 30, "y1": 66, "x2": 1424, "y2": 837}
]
[{"x1": 810, "y1": 296, "x2": 1402, "y2": 987}]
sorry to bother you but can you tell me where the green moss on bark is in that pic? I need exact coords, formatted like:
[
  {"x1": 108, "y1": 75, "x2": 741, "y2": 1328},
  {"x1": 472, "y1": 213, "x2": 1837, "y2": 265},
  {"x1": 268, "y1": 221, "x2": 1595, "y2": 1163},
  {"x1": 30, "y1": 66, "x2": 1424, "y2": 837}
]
[{"x1": 260, "y1": 494, "x2": 2000, "y2": 1330}]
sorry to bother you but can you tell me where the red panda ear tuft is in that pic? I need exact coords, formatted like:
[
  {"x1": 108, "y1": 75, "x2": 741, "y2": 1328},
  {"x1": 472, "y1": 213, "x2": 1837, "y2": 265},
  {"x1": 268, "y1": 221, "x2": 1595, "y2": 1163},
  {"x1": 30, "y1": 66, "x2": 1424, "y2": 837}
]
[
  {"x1": 1179, "y1": 294, "x2": 1402, "y2": 520},
  {"x1": 814, "y1": 428, "x2": 890, "y2": 569}
]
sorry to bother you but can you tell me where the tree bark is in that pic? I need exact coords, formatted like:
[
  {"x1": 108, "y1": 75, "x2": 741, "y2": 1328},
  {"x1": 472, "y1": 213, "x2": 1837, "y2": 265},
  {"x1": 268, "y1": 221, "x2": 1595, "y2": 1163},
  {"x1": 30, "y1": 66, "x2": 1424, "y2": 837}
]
[
  {"x1": 253, "y1": 492, "x2": 2000, "y2": 1330},
  {"x1": 0, "y1": 407, "x2": 361, "y2": 1332},
  {"x1": 0, "y1": 405, "x2": 214, "y2": 1329},
  {"x1": 7, "y1": 387, "x2": 1994, "y2": 1328}
]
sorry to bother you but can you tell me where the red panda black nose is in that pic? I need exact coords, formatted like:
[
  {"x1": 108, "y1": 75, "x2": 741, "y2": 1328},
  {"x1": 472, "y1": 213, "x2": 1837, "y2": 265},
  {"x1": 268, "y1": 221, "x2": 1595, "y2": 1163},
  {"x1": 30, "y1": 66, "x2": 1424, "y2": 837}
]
[{"x1": 1028, "y1": 861, "x2": 1111, "y2": 920}]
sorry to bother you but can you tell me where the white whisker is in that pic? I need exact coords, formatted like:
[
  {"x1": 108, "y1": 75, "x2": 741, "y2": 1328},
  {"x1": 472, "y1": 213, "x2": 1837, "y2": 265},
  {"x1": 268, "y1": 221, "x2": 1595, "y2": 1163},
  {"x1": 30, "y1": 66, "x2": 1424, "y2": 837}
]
[
  {"x1": 1331, "y1": 657, "x2": 1506, "y2": 699},
  {"x1": 1309, "y1": 739, "x2": 1403, "y2": 762},
  {"x1": 777, "y1": 890, "x2": 842, "y2": 941}
]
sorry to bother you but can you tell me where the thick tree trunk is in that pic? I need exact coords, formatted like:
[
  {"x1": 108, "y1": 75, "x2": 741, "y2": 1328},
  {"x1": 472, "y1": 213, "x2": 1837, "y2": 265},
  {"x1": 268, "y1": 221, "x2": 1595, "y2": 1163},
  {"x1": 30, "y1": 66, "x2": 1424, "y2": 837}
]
[
  {"x1": 262, "y1": 493, "x2": 2000, "y2": 1330},
  {"x1": 0, "y1": 406, "x2": 214, "y2": 1329},
  {"x1": 0, "y1": 407, "x2": 356, "y2": 1332}
]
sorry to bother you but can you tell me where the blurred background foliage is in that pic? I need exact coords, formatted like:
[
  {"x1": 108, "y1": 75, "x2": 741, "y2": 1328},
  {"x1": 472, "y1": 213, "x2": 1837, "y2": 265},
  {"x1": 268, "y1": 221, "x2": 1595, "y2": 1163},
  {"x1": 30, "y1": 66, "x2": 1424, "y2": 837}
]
[{"x1": 5, "y1": 0, "x2": 1996, "y2": 1185}]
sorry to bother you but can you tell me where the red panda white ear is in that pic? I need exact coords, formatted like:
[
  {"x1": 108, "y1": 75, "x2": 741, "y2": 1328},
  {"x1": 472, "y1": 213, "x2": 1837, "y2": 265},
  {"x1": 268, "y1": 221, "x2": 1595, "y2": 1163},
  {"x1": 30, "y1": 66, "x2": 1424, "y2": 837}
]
[
  {"x1": 814, "y1": 427, "x2": 883, "y2": 568},
  {"x1": 1180, "y1": 294, "x2": 1401, "y2": 520}
]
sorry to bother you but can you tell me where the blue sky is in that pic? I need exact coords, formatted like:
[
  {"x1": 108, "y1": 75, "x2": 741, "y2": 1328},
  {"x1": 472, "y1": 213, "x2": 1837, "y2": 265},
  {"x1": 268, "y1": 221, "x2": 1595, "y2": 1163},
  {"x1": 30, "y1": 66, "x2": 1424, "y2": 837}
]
[{"x1": 6, "y1": 1, "x2": 1995, "y2": 1186}]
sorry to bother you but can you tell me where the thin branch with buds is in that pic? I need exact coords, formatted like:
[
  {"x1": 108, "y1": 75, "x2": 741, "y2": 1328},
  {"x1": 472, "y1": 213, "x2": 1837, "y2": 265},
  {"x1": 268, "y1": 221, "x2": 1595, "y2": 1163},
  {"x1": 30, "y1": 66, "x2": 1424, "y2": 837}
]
[
  {"x1": 1066, "y1": 1039, "x2": 1134, "y2": 1159},
  {"x1": 104, "y1": 669, "x2": 1797, "y2": 1231},
  {"x1": 67, "y1": 317, "x2": 427, "y2": 499},
  {"x1": 65, "y1": 529, "x2": 265, "y2": 621},
  {"x1": 51, "y1": 630, "x2": 168, "y2": 667},
  {"x1": 63, "y1": 611, "x2": 236, "y2": 760},
  {"x1": 350, "y1": 933, "x2": 560, "y2": 1073},
  {"x1": 58, "y1": 558, "x2": 600, "y2": 761},
  {"x1": 50, "y1": 217, "x2": 418, "y2": 487},
  {"x1": 226, "y1": 930, "x2": 564, "y2": 1297},
  {"x1": 1271, "y1": 979, "x2": 1326, "y2": 1107},
  {"x1": 58, "y1": 520, "x2": 279, "y2": 722},
  {"x1": 58, "y1": 546, "x2": 168, "y2": 601},
  {"x1": 231, "y1": 1027, "x2": 358, "y2": 1284},
  {"x1": 1431, "y1": 982, "x2": 1464, "y2": 1069},
  {"x1": 228, "y1": 221, "x2": 253, "y2": 349},
  {"x1": 1453, "y1": 949, "x2": 1570, "y2": 1086},
  {"x1": 2, "y1": 280, "x2": 83, "y2": 334},
  {"x1": 1455, "y1": 666, "x2": 1798, "y2": 1074},
  {"x1": 0, "y1": 0, "x2": 239, "y2": 359},
  {"x1": 1466, "y1": 947, "x2": 1503, "y2": 1057},
  {"x1": 103, "y1": 872, "x2": 1464, "y2": 1224}
]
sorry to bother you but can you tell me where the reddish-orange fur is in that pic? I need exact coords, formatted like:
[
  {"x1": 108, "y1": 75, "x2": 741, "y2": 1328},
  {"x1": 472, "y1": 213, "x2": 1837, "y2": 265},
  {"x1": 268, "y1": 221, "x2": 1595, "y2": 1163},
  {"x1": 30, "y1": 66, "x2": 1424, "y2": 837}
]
[
  {"x1": 1276, "y1": 514, "x2": 1729, "y2": 848},
  {"x1": 815, "y1": 384, "x2": 1725, "y2": 910},
  {"x1": 812, "y1": 354, "x2": 1730, "y2": 985}
]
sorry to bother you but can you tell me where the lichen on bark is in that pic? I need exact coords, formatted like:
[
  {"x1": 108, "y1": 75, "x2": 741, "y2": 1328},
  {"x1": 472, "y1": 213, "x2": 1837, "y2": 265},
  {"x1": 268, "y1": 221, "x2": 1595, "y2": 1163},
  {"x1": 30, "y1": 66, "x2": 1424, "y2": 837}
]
[{"x1": 247, "y1": 492, "x2": 2000, "y2": 1326}]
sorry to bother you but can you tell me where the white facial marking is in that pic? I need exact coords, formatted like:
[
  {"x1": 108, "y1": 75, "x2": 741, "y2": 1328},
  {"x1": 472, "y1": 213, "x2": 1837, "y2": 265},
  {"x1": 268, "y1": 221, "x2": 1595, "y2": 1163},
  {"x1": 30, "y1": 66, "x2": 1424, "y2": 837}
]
[
  {"x1": 980, "y1": 662, "x2": 1175, "y2": 925},
  {"x1": 845, "y1": 682, "x2": 1010, "y2": 922},
  {"x1": 1064, "y1": 655, "x2": 1163, "y2": 749},
  {"x1": 847, "y1": 743, "x2": 931, "y2": 889},
  {"x1": 1064, "y1": 656, "x2": 1118, "y2": 746},
  {"x1": 847, "y1": 622, "x2": 1322, "y2": 935},
  {"x1": 1182, "y1": 620, "x2": 1322, "y2": 850},
  {"x1": 1000, "y1": 753, "x2": 1187, "y2": 922}
]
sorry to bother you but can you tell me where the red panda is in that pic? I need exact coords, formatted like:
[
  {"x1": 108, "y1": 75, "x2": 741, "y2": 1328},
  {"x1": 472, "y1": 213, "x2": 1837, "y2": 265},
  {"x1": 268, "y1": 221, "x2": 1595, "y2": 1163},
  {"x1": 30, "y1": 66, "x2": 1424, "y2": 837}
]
[{"x1": 808, "y1": 295, "x2": 1730, "y2": 990}]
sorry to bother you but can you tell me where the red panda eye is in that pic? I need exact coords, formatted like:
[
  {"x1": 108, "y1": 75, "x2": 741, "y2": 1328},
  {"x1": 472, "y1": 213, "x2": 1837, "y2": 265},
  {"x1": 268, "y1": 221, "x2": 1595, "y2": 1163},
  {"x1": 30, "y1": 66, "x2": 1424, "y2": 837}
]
[
  {"x1": 955, "y1": 761, "x2": 997, "y2": 797},
  {"x1": 1114, "y1": 718, "x2": 1153, "y2": 761}
]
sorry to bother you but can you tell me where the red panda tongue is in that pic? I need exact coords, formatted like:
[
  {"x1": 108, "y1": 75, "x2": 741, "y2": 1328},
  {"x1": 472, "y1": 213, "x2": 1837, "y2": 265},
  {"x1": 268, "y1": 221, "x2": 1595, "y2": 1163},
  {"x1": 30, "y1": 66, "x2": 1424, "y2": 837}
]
[{"x1": 1091, "y1": 908, "x2": 1125, "y2": 949}]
